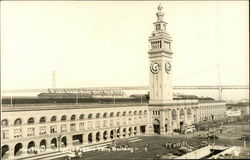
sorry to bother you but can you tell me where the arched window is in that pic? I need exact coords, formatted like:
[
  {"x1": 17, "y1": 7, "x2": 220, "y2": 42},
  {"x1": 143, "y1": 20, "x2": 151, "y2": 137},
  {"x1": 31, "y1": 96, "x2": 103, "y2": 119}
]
[
  {"x1": 128, "y1": 111, "x2": 132, "y2": 115},
  {"x1": 116, "y1": 112, "x2": 121, "y2": 117},
  {"x1": 71, "y1": 115, "x2": 76, "y2": 121},
  {"x1": 1, "y1": 119, "x2": 8, "y2": 127},
  {"x1": 122, "y1": 111, "x2": 126, "y2": 116},
  {"x1": 88, "y1": 113, "x2": 93, "y2": 119},
  {"x1": 61, "y1": 115, "x2": 67, "y2": 121},
  {"x1": 172, "y1": 110, "x2": 177, "y2": 120},
  {"x1": 95, "y1": 113, "x2": 100, "y2": 119},
  {"x1": 139, "y1": 110, "x2": 142, "y2": 115},
  {"x1": 179, "y1": 109, "x2": 185, "y2": 119},
  {"x1": 51, "y1": 116, "x2": 57, "y2": 122},
  {"x1": 144, "y1": 110, "x2": 148, "y2": 115},
  {"x1": 14, "y1": 118, "x2": 22, "y2": 125},
  {"x1": 110, "y1": 112, "x2": 114, "y2": 117},
  {"x1": 27, "y1": 117, "x2": 35, "y2": 124},
  {"x1": 40, "y1": 117, "x2": 46, "y2": 123},
  {"x1": 79, "y1": 114, "x2": 84, "y2": 120},
  {"x1": 134, "y1": 111, "x2": 137, "y2": 115},
  {"x1": 103, "y1": 113, "x2": 107, "y2": 118}
]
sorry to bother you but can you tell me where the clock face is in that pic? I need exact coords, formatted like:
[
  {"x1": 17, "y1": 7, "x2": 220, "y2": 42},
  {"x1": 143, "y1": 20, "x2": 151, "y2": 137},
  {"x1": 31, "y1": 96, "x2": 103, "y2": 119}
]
[
  {"x1": 165, "y1": 61, "x2": 171, "y2": 73},
  {"x1": 150, "y1": 61, "x2": 161, "y2": 74}
]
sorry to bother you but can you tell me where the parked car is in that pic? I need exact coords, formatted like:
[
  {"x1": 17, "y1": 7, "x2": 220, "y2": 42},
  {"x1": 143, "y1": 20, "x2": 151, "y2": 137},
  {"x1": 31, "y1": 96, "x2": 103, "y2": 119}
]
[{"x1": 238, "y1": 136, "x2": 250, "y2": 140}]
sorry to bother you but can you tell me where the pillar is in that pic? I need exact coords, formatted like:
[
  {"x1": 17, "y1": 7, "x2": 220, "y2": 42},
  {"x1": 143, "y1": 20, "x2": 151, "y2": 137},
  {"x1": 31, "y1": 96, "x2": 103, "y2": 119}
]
[
  {"x1": 177, "y1": 109, "x2": 180, "y2": 129},
  {"x1": 99, "y1": 131, "x2": 103, "y2": 142},
  {"x1": 160, "y1": 110, "x2": 166, "y2": 134},
  {"x1": 8, "y1": 144, "x2": 15, "y2": 159},
  {"x1": 82, "y1": 134, "x2": 87, "y2": 146},
  {"x1": 184, "y1": 108, "x2": 188, "y2": 125},
  {"x1": 148, "y1": 109, "x2": 154, "y2": 134},
  {"x1": 67, "y1": 135, "x2": 73, "y2": 147},
  {"x1": 106, "y1": 130, "x2": 110, "y2": 141},
  {"x1": 131, "y1": 127, "x2": 134, "y2": 136},
  {"x1": 167, "y1": 109, "x2": 173, "y2": 134}
]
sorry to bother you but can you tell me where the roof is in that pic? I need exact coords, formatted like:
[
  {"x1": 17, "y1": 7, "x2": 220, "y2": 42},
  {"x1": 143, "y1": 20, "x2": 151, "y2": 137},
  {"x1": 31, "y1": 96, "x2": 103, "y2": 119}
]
[{"x1": 1, "y1": 103, "x2": 148, "y2": 112}]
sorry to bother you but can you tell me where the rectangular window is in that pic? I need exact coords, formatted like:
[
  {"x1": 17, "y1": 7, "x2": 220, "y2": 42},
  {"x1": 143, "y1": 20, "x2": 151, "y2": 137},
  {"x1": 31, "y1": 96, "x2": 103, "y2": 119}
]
[
  {"x1": 134, "y1": 117, "x2": 137, "y2": 124},
  {"x1": 70, "y1": 123, "x2": 76, "y2": 131},
  {"x1": 156, "y1": 24, "x2": 160, "y2": 31},
  {"x1": 39, "y1": 126, "x2": 46, "y2": 135},
  {"x1": 50, "y1": 125, "x2": 57, "y2": 133},
  {"x1": 2, "y1": 130, "x2": 9, "y2": 139},
  {"x1": 116, "y1": 119, "x2": 120, "y2": 126},
  {"x1": 88, "y1": 122, "x2": 93, "y2": 129},
  {"x1": 61, "y1": 124, "x2": 67, "y2": 133},
  {"x1": 110, "y1": 119, "x2": 114, "y2": 126},
  {"x1": 27, "y1": 127, "x2": 35, "y2": 137},
  {"x1": 122, "y1": 118, "x2": 126, "y2": 125},
  {"x1": 14, "y1": 129, "x2": 22, "y2": 138},
  {"x1": 95, "y1": 121, "x2": 100, "y2": 128},
  {"x1": 103, "y1": 120, "x2": 107, "y2": 127},
  {"x1": 79, "y1": 122, "x2": 84, "y2": 130},
  {"x1": 128, "y1": 118, "x2": 131, "y2": 124}
]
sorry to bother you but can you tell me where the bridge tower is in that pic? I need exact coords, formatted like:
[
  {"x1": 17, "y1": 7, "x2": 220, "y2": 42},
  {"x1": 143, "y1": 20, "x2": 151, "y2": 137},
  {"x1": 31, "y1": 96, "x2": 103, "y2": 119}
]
[{"x1": 148, "y1": 4, "x2": 173, "y2": 104}]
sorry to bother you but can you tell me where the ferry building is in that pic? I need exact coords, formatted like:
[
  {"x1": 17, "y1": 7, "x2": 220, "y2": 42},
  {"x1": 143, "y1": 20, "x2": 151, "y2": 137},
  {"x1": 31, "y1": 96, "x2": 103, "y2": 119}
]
[{"x1": 1, "y1": 5, "x2": 226, "y2": 159}]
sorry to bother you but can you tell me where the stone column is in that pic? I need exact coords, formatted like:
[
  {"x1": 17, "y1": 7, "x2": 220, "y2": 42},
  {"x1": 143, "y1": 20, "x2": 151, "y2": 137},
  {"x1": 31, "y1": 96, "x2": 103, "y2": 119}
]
[
  {"x1": 195, "y1": 108, "x2": 199, "y2": 123},
  {"x1": 106, "y1": 130, "x2": 110, "y2": 141},
  {"x1": 8, "y1": 144, "x2": 15, "y2": 160},
  {"x1": 67, "y1": 134, "x2": 73, "y2": 147},
  {"x1": 184, "y1": 108, "x2": 188, "y2": 125},
  {"x1": 167, "y1": 109, "x2": 173, "y2": 134},
  {"x1": 99, "y1": 131, "x2": 103, "y2": 142},
  {"x1": 92, "y1": 132, "x2": 96, "y2": 144},
  {"x1": 46, "y1": 137, "x2": 51, "y2": 149},
  {"x1": 131, "y1": 127, "x2": 134, "y2": 136},
  {"x1": 177, "y1": 109, "x2": 180, "y2": 129},
  {"x1": 137, "y1": 126, "x2": 141, "y2": 135},
  {"x1": 82, "y1": 133, "x2": 87, "y2": 146},
  {"x1": 148, "y1": 109, "x2": 154, "y2": 134},
  {"x1": 160, "y1": 110, "x2": 166, "y2": 134},
  {"x1": 114, "y1": 129, "x2": 117, "y2": 139}
]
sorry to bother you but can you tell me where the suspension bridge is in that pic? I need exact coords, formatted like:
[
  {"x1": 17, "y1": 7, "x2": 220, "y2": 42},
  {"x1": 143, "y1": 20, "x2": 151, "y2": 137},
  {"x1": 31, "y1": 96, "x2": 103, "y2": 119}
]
[{"x1": 2, "y1": 64, "x2": 249, "y2": 100}]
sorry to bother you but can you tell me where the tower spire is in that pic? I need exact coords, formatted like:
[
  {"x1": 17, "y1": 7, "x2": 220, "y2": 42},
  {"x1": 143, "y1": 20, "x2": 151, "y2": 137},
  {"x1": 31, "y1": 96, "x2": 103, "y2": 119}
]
[{"x1": 156, "y1": 4, "x2": 164, "y2": 22}]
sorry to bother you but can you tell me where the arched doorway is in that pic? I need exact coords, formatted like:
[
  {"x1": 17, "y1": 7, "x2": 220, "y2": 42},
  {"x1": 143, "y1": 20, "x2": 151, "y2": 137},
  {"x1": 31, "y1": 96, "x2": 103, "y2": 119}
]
[
  {"x1": 116, "y1": 129, "x2": 120, "y2": 138},
  {"x1": 27, "y1": 141, "x2": 35, "y2": 154},
  {"x1": 134, "y1": 127, "x2": 137, "y2": 135},
  {"x1": 28, "y1": 141, "x2": 35, "y2": 149},
  {"x1": 96, "y1": 132, "x2": 100, "y2": 142},
  {"x1": 128, "y1": 127, "x2": 132, "y2": 136},
  {"x1": 14, "y1": 143, "x2": 23, "y2": 156},
  {"x1": 153, "y1": 119, "x2": 160, "y2": 133},
  {"x1": 88, "y1": 133, "x2": 92, "y2": 143},
  {"x1": 110, "y1": 130, "x2": 114, "y2": 139},
  {"x1": 61, "y1": 136, "x2": 67, "y2": 147},
  {"x1": 1, "y1": 145, "x2": 9, "y2": 158},
  {"x1": 51, "y1": 138, "x2": 57, "y2": 149},
  {"x1": 103, "y1": 131, "x2": 107, "y2": 140},
  {"x1": 40, "y1": 139, "x2": 46, "y2": 151},
  {"x1": 123, "y1": 128, "x2": 126, "y2": 137}
]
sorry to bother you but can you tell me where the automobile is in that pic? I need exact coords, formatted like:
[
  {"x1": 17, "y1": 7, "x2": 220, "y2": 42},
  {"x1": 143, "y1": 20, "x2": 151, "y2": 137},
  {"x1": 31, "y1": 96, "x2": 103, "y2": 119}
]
[
  {"x1": 208, "y1": 135, "x2": 219, "y2": 139},
  {"x1": 238, "y1": 136, "x2": 250, "y2": 140},
  {"x1": 200, "y1": 141, "x2": 209, "y2": 146}
]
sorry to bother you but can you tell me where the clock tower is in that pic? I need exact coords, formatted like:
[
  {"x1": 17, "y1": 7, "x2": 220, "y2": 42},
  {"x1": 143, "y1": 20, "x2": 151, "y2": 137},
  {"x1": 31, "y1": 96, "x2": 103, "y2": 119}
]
[{"x1": 148, "y1": 4, "x2": 173, "y2": 105}]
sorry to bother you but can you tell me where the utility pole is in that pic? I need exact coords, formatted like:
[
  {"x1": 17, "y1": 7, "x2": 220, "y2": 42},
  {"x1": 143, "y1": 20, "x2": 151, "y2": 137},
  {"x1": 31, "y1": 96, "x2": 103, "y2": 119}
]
[
  {"x1": 218, "y1": 64, "x2": 222, "y2": 101},
  {"x1": 76, "y1": 93, "x2": 78, "y2": 105},
  {"x1": 10, "y1": 95, "x2": 13, "y2": 108},
  {"x1": 52, "y1": 70, "x2": 56, "y2": 88}
]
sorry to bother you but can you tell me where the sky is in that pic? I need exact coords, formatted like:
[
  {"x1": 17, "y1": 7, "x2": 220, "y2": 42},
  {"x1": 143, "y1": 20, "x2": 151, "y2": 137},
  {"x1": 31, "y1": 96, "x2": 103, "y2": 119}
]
[{"x1": 1, "y1": 1, "x2": 249, "y2": 93}]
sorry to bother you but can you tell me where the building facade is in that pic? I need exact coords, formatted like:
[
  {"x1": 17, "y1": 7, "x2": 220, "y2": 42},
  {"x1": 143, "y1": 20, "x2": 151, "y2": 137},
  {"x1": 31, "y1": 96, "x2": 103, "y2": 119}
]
[
  {"x1": 1, "y1": 105, "x2": 149, "y2": 159},
  {"x1": 1, "y1": 5, "x2": 227, "y2": 159}
]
